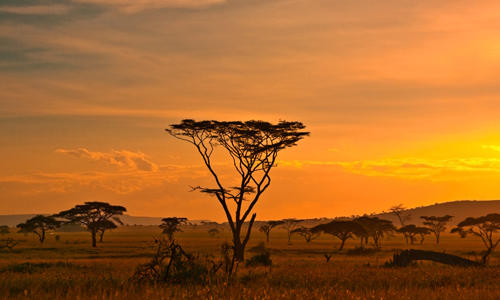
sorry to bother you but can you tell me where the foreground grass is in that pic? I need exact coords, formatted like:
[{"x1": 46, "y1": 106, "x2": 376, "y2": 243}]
[
  {"x1": 1, "y1": 260, "x2": 500, "y2": 299},
  {"x1": 1, "y1": 226, "x2": 500, "y2": 299}
]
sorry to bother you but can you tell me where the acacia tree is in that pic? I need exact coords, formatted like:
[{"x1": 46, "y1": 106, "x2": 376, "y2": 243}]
[
  {"x1": 396, "y1": 225, "x2": 430, "y2": 245},
  {"x1": 16, "y1": 215, "x2": 61, "y2": 244},
  {"x1": 281, "y1": 219, "x2": 304, "y2": 244},
  {"x1": 311, "y1": 220, "x2": 366, "y2": 251},
  {"x1": 160, "y1": 217, "x2": 188, "y2": 241},
  {"x1": 54, "y1": 201, "x2": 127, "y2": 247},
  {"x1": 291, "y1": 226, "x2": 321, "y2": 243},
  {"x1": 389, "y1": 204, "x2": 412, "y2": 243},
  {"x1": 167, "y1": 119, "x2": 309, "y2": 260},
  {"x1": 96, "y1": 219, "x2": 119, "y2": 243},
  {"x1": 451, "y1": 214, "x2": 500, "y2": 264},
  {"x1": 355, "y1": 217, "x2": 396, "y2": 251},
  {"x1": 420, "y1": 215, "x2": 453, "y2": 244},
  {"x1": 259, "y1": 220, "x2": 285, "y2": 242}
]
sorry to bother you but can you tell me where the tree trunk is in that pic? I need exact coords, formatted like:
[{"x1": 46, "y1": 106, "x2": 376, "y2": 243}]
[
  {"x1": 91, "y1": 231, "x2": 97, "y2": 247},
  {"x1": 436, "y1": 234, "x2": 440, "y2": 244},
  {"x1": 339, "y1": 239, "x2": 346, "y2": 251},
  {"x1": 266, "y1": 233, "x2": 269, "y2": 243},
  {"x1": 99, "y1": 232, "x2": 104, "y2": 242}
]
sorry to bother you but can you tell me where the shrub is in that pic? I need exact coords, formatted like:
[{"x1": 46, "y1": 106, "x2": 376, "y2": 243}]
[
  {"x1": 245, "y1": 252, "x2": 272, "y2": 267},
  {"x1": 347, "y1": 245, "x2": 377, "y2": 256}
]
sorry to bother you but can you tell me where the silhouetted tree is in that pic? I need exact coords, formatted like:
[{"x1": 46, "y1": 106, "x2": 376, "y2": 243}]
[
  {"x1": 281, "y1": 219, "x2": 304, "y2": 244},
  {"x1": 96, "y1": 219, "x2": 119, "y2": 243},
  {"x1": 208, "y1": 228, "x2": 219, "y2": 238},
  {"x1": 396, "y1": 225, "x2": 430, "y2": 245},
  {"x1": 451, "y1": 213, "x2": 500, "y2": 264},
  {"x1": 0, "y1": 226, "x2": 10, "y2": 235},
  {"x1": 291, "y1": 226, "x2": 321, "y2": 243},
  {"x1": 16, "y1": 215, "x2": 61, "y2": 244},
  {"x1": 389, "y1": 204, "x2": 412, "y2": 243},
  {"x1": 355, "y1": 216, "x2": 396, "y2": 251},
  {"x1": 54, "y1": 201, "x2": 126, "y2": 247},
  {"x1": 167, "y1": 119, "x2": 309, "y2": 260},
  {"x1": 259, "y1": 220, "x2": 285, "y2": 242},
  {"x1": 420, "y1": 215, "x2": 453, "y2": 244},
  {"x1": 159, "y1": 217, "x2": 188, "y2": 241},
  {"x1": 311, "y1": 220, "x2": 366, "y2": 251}
]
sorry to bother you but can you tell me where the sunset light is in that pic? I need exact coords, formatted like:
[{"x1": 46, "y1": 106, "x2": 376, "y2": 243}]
[{"x1": 1, "y1": 0, "x2": 500, "y2": 223}]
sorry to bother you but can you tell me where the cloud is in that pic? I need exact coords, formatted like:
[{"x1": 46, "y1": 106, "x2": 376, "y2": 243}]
[
  {"x1": 482, "y1": 145, "x2": 500, "y2": 152},
  {"x1": 280, "y1": 157, "x2": 500, "y2": 181},
  {"x1": 55, "y1": 148, "x2": 159, "y2": 172},
  {"x1": 72, "y1": 0, "x2": 226, "y2": 13},
  {"x1": 0, "y1": 5, "x2": 71, "y2": 15}
]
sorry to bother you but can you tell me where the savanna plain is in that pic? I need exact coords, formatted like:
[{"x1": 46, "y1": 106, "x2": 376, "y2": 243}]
[{"x1": 1, "y1": 225, "x2": 499, "y2": 300}]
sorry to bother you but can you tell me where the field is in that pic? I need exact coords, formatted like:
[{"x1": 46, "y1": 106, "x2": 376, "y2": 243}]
[{"x1": 1, "y1": 225, "x2": 500, "y2": 299}]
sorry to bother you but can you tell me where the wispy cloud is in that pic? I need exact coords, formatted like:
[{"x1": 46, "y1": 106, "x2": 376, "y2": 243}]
[
  {"x1": 0, "y1": 5, "x2": 71, "y2": 15},
  {"x1": 280, "y1": 157, "x2": 500, "y2": 181},
  {"x1": 55, "y1": 148, "x2": 159, "y2": 172},
  {"x1": 482, "y1": 145, "x2": 500, "y2": 152},
  {"x1": 72, "y1": 0, "x2": 226, "y2": 13}
]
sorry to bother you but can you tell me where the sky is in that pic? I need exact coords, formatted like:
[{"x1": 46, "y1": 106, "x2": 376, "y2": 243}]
[{"x1": 1, "y1": 0, "x2": 500, "y2": 222}]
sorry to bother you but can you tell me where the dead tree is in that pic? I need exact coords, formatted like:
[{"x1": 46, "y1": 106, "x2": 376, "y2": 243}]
[{"x1": 386, "y1": 249, "x2": 482, "y2": 267}]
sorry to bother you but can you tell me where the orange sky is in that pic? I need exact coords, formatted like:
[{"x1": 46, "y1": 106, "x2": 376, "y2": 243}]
[{"x1": 1, "y1": 0, "x2": 500, "y2": 222}]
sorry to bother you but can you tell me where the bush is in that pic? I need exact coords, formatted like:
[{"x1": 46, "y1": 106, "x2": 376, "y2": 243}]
[
  {"x1": 55, "y1": 235, "x2": 60, "y2": 241},
  {"x1": 347, "y1": 246, "x2": 377, "y2": 256},
  {"x1": 245, "y1": 252, "x2": 272, "y2": 267}
]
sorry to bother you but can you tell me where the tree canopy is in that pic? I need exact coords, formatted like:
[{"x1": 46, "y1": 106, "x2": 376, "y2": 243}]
[
  {"x1": 355, "y1": 217, "x2": 396, "y2": 251},
  {"x1": 291, "y1": 226, "x2": 321, "y2": 243},
  {"x1": 311, "y1": 220, "x2": 366, "y2": 251},
  {"x1": 54, "y1": 201, "x2": 126, "y2": 247},
  {"x1": 167, "y1": 119, "x2": 309, "y2": 260},
  {"x1": 451, "y1": 213, "x2": 500, "y2": 264},
  {"x1": 420, "y1": 215, "x2": 453, "y2": 244},
  {"x1": 16, "y1": 215, "x2": 61, "y2": 244},
  {"x1": 396, "y1": 225, "x2": 431, "y2": 245},
  {"x1": 259, "y1": 220, "x2": 285, "y2": 243},
  {"x1": 160, "y1": 217, "x2": 188, "y2": 241}
]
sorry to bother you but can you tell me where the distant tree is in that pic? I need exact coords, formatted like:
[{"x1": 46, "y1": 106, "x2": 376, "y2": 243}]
[
  {"x1": 16, "y1": 215, "x2": 62, "y2": 244},
  {"x1": 281, "y1": 219, "x2": 304, "y2": 244},
  {"x1": 208, "y1": 228, "x2": 219, "y2": 238},
  {"x1": 0, "y1": 226, "x2": 10, "y2": 236},
  {"x1": 389, "y1": 204, "x2": 412, "y2": 243},
  {"x1": 54, "y1": 201, "x2": 127, "y2": 247},
  {"x1": 259, "y1": 220, "x2": 285, "y2": 242},
  {"x1": 159, "y1": 217, "x2": 188, "y2": 241},
  {"x1": 17, "y1": 228, "x2": 29, "y2": 236},
  {"x1": 416, "y1": 227, "x2": 431, "y2": 244},
  {"x1": 96, "y1": 219, "x2": 119, "y2": 243},
  {"x1": 167, "y1": 119, "x2": 309, "y2": 260},
  {"x1": 396, "y1": 225, "x2": 430, "y2": 245},
  {"x1": 355, "y1": 217, "x2": 396, "y2": 251},
  {"x1": 451, "y1": 213, "x2": 500, "y2": 264},
  {"x1": 311, "y1": 220, "x2": 366, "y2": 251},
  {"x1": 420, "y1": 215, "x2": 453, "y2": 244},
  {"x1": 291, "y1": 226, "x2": 321, "y2": 243}
]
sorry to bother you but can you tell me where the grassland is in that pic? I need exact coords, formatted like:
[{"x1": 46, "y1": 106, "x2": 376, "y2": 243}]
[{"x1": 1, "y1": 225, "x2": 499, "y2": 299}]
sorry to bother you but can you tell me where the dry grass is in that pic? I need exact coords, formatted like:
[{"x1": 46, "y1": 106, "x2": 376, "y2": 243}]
[{"x1": 0, "y1": 225, "x2": 499, "y2": 299}]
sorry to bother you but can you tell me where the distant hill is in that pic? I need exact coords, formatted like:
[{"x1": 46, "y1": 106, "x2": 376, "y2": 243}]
[
  {"x1": 1, "y1": 200, "x2": 499, "y2": 227},
  {"x1": 373, "y1": 200, "x2": 500, "y2": 227}
]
